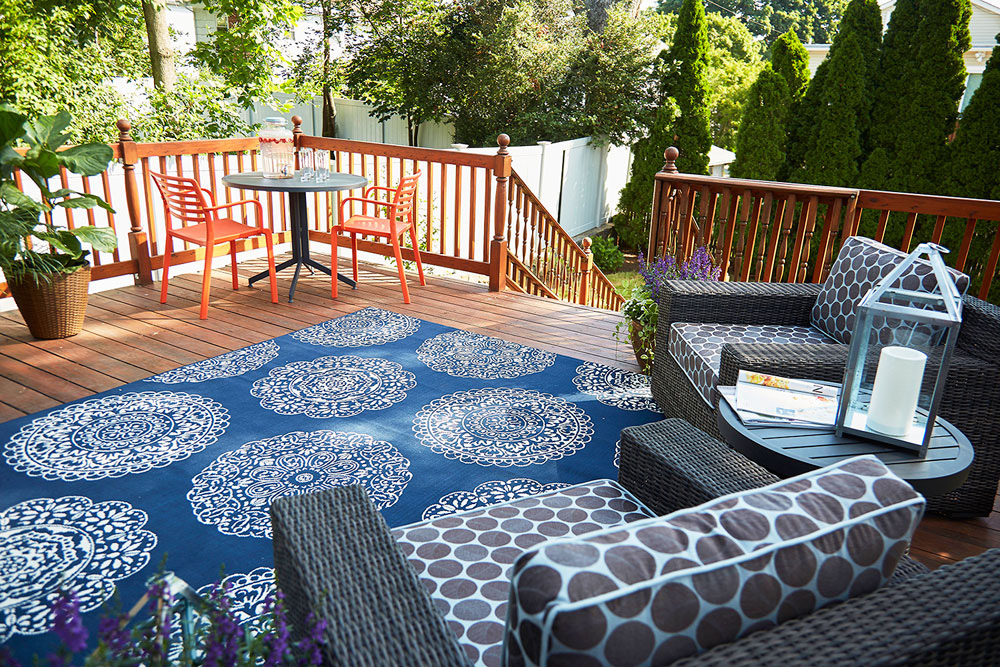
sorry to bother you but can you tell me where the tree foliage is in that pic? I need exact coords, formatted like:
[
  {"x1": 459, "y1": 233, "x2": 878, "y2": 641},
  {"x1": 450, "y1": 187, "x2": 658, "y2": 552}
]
[
  {"x1": 792, "y1": 33, "x2": 865, "y2": 186},
  {"x1": 190, "y1": 0, "x2": 303, "y2": 108},
  {"x1": 658, "y1": 0, "x2": 847, "y2": 44},
  {"x1": 886, "y1": 0, "x2": 971, "y2": 195},
  {"x1": 663, "y1": 0, "x2": 711, "y2": 174},
  {"x1": 770, "y1": 29, "x2": 810, "y2": 101},
  {"x1": 782, "y1": 0, "x2": 881, "y2": 183},
  {"x1": 0, "y1": 0, "x2": 147, "y2": 142},
  {"x1": 730, "y1": 65, "x2": 791, "y2": 180}
]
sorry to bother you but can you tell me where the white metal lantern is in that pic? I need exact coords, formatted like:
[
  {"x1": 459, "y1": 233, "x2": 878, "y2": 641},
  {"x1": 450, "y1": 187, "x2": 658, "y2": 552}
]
[{"x1": 835, "y1": 243, "x2": 963, "y2": 457}]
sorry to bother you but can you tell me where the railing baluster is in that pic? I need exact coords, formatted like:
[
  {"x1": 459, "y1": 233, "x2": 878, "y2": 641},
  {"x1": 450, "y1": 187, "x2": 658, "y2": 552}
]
[
  {"x1": 812, "y1": 197, "x2": 843, "y2": 283},
  {"x1": 980, "y1": 222, "x2": 1000, "y2": 300},
  {"x1": 439, "y1": 163, "x2": 447, "y2": 254},
  {"x1": 900, "y1": 211, "x2": 919, "y2": 252},
  {"x1": 740, "y1": 193, "x2": 765, "y2": 282},
  {"x1": 468, "y1": 167, "x2": 477, "y2": 260},
  {"x1": 753, "y1": 193, "x2": 774, "y2": 282},
  {"x1": 454, "y1": 164, "x2": 462, "y2": 257},
  {"x1": 956, "y1": 218, "x2": 977, "y2": 271},
  {"x1": 931, "y1": 214, "x2": 947, "y2": 244},
  {"x1": 776, "y1": 195, "x2": 797, "y2": 282}
]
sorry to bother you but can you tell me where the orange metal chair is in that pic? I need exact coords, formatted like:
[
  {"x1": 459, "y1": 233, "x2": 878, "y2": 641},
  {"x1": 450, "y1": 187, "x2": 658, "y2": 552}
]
[
  {"x1": 333, "y1": 171, "x2": 425, "y2": 303},
  {"x1": 150, "y1": 171, "x2": 278, "y2": 319}
]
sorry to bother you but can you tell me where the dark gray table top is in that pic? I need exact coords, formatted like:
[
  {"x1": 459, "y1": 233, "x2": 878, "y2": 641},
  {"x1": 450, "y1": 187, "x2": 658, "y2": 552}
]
[
  {"x1": 717, "y1": 397, "x2": 974, "y2": 497},
  {"x1": 222, "y1": 171, "x2": 367, "y2": 193}
]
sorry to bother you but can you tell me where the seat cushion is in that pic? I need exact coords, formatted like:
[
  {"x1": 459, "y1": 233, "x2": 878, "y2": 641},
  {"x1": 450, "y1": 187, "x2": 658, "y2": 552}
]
[
  {"x1": 669, "y1": 323, "x2": 836, "y2": 406},
  {"x1": 392, "y1": 479, "x2": 655, "y2": 667},
  {"x1": 503, "y1": 456, "x2": 926, "y2": 667},
  {"x1": 811, "y1": 236, "x2": 970, "y2": 344}
]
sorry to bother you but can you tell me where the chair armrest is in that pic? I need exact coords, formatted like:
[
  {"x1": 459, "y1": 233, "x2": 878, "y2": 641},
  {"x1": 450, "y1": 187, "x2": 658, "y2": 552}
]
[
  {"x1": 618, "y1": 418, "x2": 779, "y2": 517},
  {"x1": 958, "y1": 295, "x2": 1000, "y2": 366},
  {"x1": 364, "y1": 185, "x2": 396, "y2": 199},
  {"x1": 678, "y1": 548, "x2": 1000, "y2": 666},
  {"x1": 270, "y1": 485, "x2": 470, "y2": 666},
  {"x1": 718, "y1": 343, "x2": 850, "y2": 388},
  {"x1": 338, "y1": 197, "x2": 398, "y2": 222},
  {"x1": 657, "y1": 280, "x2": 821, "y2": 329}
]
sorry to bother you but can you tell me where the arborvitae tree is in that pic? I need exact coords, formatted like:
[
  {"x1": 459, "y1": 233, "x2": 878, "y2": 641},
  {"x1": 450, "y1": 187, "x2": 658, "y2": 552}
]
[
  {"x1": 793, "y1": 34, "x2": 865, "y2": 186},
  {"x1": 889, "y1": 0, "x2": 971, "y2": 195},
  {"x1": 730, "y1": 65, "x2": 792, "y2": 180},
  {"x1": 664, "y1": 0, "x2": 711, "y2": 174},
  {"x1": 781, "y1": 0, "x2": 881, "y2": 182},
  {"x1": 770, "y1": 29, "x2": 810, "y2": 102},
  {"x1": 948, "y1": 35, "x2": 1000, "y2": 200},
  {"x1": 945, "y1": 35, "x2": 1000, "y2": 302},
  {"x1": 615, "y1": 101, "x2": 678, "y2": 250},
  {"x1": 863, "y1": 0, "x2": 920, "y2": 179}
]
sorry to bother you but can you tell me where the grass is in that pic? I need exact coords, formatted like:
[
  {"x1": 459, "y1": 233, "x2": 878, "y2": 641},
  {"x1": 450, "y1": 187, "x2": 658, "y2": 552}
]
[{"x1": 606, "y1": 271, "x2": 643, "y2": 297}]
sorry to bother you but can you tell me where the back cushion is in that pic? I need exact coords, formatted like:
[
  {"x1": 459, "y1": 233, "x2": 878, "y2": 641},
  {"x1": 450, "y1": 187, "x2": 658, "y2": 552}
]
[
  {"x1": 502, "y1": 456, "x2": 925, "y2": 667},
  {"x1": 811, "y1": 236, "x2": 969, "y2": 344}
]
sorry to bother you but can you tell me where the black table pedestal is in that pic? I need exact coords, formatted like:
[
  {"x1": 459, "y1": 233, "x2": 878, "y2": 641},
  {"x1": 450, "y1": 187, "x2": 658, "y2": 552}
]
[{"x1": 246, "y1": 192, "x2": 356, "y2": 302}]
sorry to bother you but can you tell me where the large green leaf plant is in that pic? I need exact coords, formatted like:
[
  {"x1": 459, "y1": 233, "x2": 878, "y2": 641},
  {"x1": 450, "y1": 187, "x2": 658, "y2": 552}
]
[{"x1": 0, "y1": 107, "x2": 117, "y2": 283}]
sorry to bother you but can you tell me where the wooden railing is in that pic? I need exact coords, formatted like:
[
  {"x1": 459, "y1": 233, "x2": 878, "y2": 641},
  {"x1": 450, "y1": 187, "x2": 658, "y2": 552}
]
[
  {"x1": 648, "y1": 147, "x2": 1000, "y2": 302},
  {"x1": 506, "y1": 171, "x2": 623, "y2": 311},
  {"x1": 5, "y1": 119, "x2": 625, "y2": 312}
]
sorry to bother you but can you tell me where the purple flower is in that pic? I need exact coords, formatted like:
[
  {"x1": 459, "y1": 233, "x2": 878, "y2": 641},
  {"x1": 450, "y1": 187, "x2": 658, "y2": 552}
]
[
  {"x1": 98, "y1": 614, "x2": 132, "y2": 655},
  {"x1": 263, "y1": 592, "x2": 291, "y2": 666},
  {"x1": 203, "y1": 582, "x2": 241, "y2": 667},
  {"x1": 296, "y1": 612, "x2": 327, "y2": 666},
  {"x1": 0, "y1": 647, "x2": 21, "y2": 667},
  {"x1": 638, "y1": 246, "x2": 720, "y2": 300},
  {"x1": 51, "y1": 591, "x2": 88, "y2": 653}
]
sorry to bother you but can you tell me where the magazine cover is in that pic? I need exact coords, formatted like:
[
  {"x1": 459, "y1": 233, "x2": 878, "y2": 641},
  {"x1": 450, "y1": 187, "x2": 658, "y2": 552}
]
[{"x1": 733, "y1": 371, "x2": 840, "y2": 426}]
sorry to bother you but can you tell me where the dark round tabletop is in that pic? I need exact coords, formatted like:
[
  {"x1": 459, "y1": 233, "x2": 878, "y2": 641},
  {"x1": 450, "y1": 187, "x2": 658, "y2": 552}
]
[
  {"x1": 222, "y1": 171, "x2": 367, "y2": 193},
  {"x1": 716, "y1": 399, "x2": 974, "y2": 497}
]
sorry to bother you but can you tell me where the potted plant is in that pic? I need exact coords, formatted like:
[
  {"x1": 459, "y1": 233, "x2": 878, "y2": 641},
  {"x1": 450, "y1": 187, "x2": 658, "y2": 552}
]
[
  {"x1": 0, "y1": 107, "x2": 117, "y2": 339},
  {"x1": 615, "y1": 246, "x2": 721, "y2": 374}
]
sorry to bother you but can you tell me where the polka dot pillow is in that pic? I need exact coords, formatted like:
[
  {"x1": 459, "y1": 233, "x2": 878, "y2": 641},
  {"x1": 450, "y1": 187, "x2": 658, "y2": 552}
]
[
  {"x1": 502, "y1": 456, "x2": 925, "y2": 667},
  {"x1": 811, "y1": 236, "x2": 969, "y2": 344}
]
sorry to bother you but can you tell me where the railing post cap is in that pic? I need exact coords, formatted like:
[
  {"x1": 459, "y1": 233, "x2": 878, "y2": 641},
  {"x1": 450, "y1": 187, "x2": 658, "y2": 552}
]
[
  {"x1": 582, "y1": 237, "x2": 592, "y2": 251},
  {"x1": 116, "y1": 119, "x2": 132, "y2": 138},
  {"x1": 497, "y1": 134, "x2": 511, "y2": 155},
  {"x1": 291, "y1": 115, "x2": 303, "y2": 126},
  {"x1": 662, "y1": 146, "x2": 679, "y2": 173}
]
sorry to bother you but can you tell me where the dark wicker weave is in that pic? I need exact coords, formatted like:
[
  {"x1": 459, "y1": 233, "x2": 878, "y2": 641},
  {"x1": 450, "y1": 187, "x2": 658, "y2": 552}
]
[
  {"x1": 271, "y1": 484, "x2": 472, "y2": 666},
  {"x1": 652, "y1": 279, "x2": 1000, "y2": 518},
  {"x1": 271, "y1": 417, "x2": 1000, "y2": 665}
]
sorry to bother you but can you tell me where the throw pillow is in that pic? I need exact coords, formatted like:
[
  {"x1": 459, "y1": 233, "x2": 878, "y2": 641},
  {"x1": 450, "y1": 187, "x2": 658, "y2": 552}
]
[
  {"x1": 811, "y1": 236, "x2": 969, "y2": 344},
  {"x1": 502, "y1": 455, "x2": 925, "y2": 667}
]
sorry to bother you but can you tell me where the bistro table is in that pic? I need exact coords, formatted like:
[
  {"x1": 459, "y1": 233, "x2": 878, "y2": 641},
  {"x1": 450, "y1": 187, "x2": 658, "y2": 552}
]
[
  {"x1": 716, "y1": 396, "x2": 975, "y2": 497},
  {"x1": 222, "y1": 171, "x2": 367, "y2": 302}
]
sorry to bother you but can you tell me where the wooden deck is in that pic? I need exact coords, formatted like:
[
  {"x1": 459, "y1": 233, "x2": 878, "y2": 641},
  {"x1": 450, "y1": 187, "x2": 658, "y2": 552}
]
[{"x1": 0, "y1": 253, "x2": 996, "y2": 570}]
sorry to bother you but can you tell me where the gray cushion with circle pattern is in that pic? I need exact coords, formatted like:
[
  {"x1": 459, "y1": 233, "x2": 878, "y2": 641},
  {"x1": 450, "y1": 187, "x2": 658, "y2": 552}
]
[
  {"x1": 811, "y1": 236, "x2": 969, "y2": 344},
  {"x1": 392, "y1": 479, "x2": 655, "y2": 667},
  {"x1": 502, "y1": 456, "x2": 926, "y2": 667},
  {"x1": 668, "y1": 322, "x2": 836, "y2": 406}
]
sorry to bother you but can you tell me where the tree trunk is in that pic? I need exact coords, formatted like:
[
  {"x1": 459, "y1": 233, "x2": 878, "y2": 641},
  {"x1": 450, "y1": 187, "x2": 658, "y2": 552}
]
[
  {"x1": 142, "y1": 0, "x2": 176, "y2": 92},
  {"x1": 320, "y1": 0, "x2": 336, "y2": 137}
]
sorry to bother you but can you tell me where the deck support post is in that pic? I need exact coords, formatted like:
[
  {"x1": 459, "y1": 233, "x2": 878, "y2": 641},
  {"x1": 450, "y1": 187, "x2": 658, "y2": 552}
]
[
  {"x1": 579, "y1": 237, "x2": 593, "y2": 306},
  {"x1": 117, "y1": 119, "x2": 154, "y2": 286},
  {"x1": 647, "y1": 146, "x2": 679, "y2": 261},
  {"x1": 489, "y1": 134, "x2": 512, "y2": 292}
]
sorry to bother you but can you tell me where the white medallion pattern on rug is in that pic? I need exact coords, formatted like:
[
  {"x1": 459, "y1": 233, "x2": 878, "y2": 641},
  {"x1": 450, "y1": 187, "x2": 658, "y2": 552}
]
[
  {"x1": 144, "y1": 341, "x2": 279, "y2": 384},
  {"x1": 412, "y1": 388, "x2": 593, "y2": 467},
  {"x1": 291, "y1": 307, "x2": 420, "y2": 347},
  {"x1": 572, "y1": 361, "x2": 658, "y2": 411},
  {"x1": 188, "y1": 430, "x2": 412, "y2": 539},
  {"x1": 4, "y1": 392, "x2": 230, "y2": 481},
  {"x1": 421, "y1": 478, "x2": 570, "y2": 519},
  {"x1": 0, "y1": 496, "x2": 156, "y2": 642},
  {"x1": 250, "y1": 356, "x2": 416, "y2": 418},
  {"x1": 416, "y1": 330, "x2": 556, "y2": 379},
  {"x1": 168, "y1": 567, "x2": 276, "y2": 660}
]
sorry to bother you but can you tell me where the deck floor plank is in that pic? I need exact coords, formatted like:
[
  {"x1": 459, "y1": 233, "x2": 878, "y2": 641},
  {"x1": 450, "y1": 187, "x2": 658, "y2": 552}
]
[{"x1": 0, "y1": 251, "x2": 994, "y2": 572}]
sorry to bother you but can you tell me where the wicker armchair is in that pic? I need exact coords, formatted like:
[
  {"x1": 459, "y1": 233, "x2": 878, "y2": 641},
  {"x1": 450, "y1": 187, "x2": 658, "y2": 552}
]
[
  {"x1": 271, "y1": 418, "x2": 1000, "y2": 666},
  {"x1": 651, "y1": 279, "x2": 1000, "y2": 518}
]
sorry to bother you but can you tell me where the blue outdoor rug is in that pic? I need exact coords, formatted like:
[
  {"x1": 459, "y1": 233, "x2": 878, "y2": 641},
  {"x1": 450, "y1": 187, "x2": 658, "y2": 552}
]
[{"x1": 0, "y1": 306, "x2": 661, "y2": 658}]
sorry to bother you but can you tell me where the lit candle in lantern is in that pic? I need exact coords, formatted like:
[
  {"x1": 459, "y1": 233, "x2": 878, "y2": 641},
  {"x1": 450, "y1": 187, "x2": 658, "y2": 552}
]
[{"x1": 866, "y1": 346, "x2": 927, "y2": 436}]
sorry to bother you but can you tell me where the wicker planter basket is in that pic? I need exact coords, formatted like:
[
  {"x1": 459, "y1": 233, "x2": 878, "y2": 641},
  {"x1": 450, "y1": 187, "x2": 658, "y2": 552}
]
[{"x1": 8, "y1": 265, "x2": 91, "y2": 339}]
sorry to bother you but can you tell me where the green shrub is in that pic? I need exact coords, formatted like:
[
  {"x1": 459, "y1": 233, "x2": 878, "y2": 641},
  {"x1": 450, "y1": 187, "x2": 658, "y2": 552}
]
[{"x1": 590, "y1": 236, "x2": 625, "y2": 273}]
